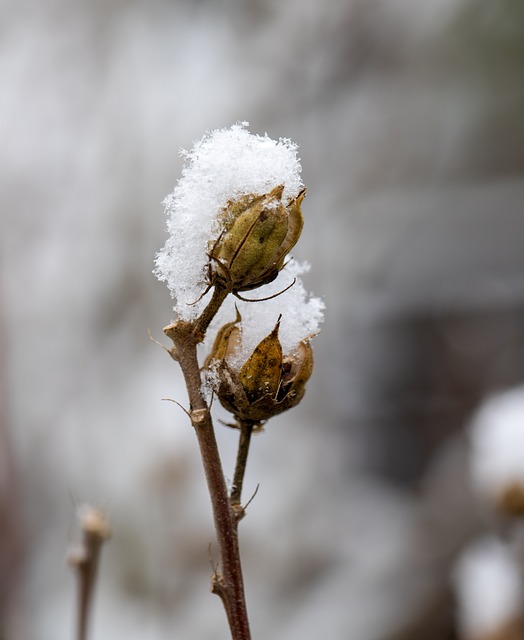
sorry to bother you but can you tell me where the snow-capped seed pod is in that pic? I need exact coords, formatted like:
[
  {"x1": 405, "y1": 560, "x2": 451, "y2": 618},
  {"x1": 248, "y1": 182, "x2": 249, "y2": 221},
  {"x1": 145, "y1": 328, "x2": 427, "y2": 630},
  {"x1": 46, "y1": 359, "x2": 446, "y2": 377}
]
[
  {"x1": 210, "y1": 185, "x2": 305, "y2": 293},
  {"x1": 154, "y1": 123, "x2": 310, "y2": 320},
  {"x1": 214, "y1": 318, "x2": 314, "y2": 424}
]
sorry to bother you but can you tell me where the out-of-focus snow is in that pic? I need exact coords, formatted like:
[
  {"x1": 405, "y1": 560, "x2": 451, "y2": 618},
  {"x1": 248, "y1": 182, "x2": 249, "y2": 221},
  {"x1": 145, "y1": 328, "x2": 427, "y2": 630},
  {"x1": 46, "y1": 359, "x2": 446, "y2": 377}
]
[
  {"x1": 453, "y1": 538, "x2": 523, "y2": 638},
  {"x1": 2, "y1": 0, "x2": 524, "y2": 639},
  {"x1": 469, "y1": 386, "x2": 524, "y2": 503}
]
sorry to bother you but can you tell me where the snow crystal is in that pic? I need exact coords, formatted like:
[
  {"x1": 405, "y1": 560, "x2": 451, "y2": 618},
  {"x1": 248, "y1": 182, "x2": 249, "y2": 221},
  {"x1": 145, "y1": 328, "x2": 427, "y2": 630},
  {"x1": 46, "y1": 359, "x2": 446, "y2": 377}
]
[
  {"x1": 469, "y1": 386, "x2": 524, "y2": 502},
  {"x1": 204, "y1": 259, "x2": 325, "y2": 366},
  {"x1": 453, "y1": 538, "x2": 523, "y2": 638},
  {"x1": 154, "y1": 123, "x2": 303, "y2": 320}
]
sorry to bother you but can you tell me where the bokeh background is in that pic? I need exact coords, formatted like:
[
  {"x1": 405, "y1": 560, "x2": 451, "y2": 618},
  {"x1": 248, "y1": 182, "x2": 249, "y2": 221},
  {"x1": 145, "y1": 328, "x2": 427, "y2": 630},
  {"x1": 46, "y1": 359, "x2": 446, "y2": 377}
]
[{"x1": 2, "y1": 0, "x2": 524, "y2": 638}]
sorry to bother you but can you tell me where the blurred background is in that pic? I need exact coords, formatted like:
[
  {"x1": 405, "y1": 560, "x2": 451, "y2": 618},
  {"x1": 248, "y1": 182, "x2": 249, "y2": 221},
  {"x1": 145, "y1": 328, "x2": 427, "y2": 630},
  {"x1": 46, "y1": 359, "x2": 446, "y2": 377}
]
[{"x1": 2, "y1": 0, "x2": 524, "y2": 638}]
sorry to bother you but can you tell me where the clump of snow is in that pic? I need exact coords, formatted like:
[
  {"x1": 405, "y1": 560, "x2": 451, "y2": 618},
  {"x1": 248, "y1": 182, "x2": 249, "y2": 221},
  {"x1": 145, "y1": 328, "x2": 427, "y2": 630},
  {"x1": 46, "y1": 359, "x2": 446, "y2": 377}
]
[
  {"x1": 154, "y1": 122, "x2": 303, "y2": 320},
  {"x1": 204, "y1": 259, "x2": 325, "y2": 367},
  {"x1": 453, "y1": 538, "x2": 523, "y2": 638},
  {"x1": 469, "y1": 386, "x2": 524, "y2": 503}
]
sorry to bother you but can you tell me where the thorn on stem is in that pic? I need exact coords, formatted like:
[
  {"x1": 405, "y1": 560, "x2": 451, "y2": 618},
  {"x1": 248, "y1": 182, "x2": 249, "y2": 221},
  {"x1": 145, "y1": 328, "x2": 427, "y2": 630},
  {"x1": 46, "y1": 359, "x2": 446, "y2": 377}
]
[
  {"x1": 148, "y1": 329, "x2": 178, "y2": 361},
  {"x1": 232, "y1": 484, "x2": 260, "y2": 522},
  {"x1": 162, "y1": 397, "x2": 191, "y2": 419},
  {"x1": 243, "y1": 484, "x2": 260, "y2": 512}
]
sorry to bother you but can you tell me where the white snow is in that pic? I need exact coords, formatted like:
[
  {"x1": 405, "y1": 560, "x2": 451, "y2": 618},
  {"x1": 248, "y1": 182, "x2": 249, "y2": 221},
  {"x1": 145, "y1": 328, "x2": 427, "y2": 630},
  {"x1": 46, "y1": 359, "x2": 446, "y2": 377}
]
[
  {"x1": 453, "y1": 538, "x2": 523, "y2": 638},
  {"x1": 205, "y1": 259, "x2": 325, "y2": 366},
  {"x1": 154, "y1": 123, "x2": 304, "y2": 320},
  {"x1": 469, "y1": 386, "x2": 524, "y2": 504}
]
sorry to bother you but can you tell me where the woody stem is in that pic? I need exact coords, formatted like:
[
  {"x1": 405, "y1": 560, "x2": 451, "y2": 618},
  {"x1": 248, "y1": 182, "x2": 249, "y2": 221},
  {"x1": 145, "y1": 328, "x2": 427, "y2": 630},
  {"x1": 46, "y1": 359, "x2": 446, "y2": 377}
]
[
  {"x1": 68, "y1": 508, "x2": 110, "y2": 640},
  {"x1": 165, "y1": 317, "x2": 251, "y2": 640}
]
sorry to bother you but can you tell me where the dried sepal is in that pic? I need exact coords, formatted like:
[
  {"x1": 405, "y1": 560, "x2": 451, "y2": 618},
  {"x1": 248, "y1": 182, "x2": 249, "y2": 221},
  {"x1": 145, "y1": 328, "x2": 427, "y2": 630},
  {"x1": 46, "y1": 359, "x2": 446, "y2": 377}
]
[
  {"x1": 202, "y1": 307, "x2": 242, "y2": 370},
  {"x1": 277, "y1": 340, "x2": 314, "y2": 405},
  {"x1": 238, "y1": 318, "x2": 283, "y2": 404},
  {"x1": 275, "y1": 188, "x2": 305, "y2": 265}
]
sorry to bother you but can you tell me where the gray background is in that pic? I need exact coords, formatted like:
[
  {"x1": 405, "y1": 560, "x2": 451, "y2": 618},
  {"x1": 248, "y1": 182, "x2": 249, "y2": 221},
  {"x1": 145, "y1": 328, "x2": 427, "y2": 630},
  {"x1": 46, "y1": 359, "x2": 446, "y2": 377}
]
[{"x1": 1, "y1": 0, "x2": 524, "y2": 638}]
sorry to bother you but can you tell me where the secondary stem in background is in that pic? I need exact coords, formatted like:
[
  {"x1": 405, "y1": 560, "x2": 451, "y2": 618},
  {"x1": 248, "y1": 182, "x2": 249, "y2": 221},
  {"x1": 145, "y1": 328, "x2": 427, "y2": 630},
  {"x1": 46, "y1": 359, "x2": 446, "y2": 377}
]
[{"x1": 68, "y1": 505, "x2": 111, "y2": 640}]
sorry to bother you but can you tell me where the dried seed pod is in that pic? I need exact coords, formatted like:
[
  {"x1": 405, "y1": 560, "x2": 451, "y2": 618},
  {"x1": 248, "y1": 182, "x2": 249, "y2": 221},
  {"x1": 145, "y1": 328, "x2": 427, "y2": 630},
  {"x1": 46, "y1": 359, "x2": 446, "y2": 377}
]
[
  {"x1": 209, "y1": 186, "x2": 305, "y2": 293},
  {"x1": 213, "y1": 317, "x2": 314, "y2": 424}
]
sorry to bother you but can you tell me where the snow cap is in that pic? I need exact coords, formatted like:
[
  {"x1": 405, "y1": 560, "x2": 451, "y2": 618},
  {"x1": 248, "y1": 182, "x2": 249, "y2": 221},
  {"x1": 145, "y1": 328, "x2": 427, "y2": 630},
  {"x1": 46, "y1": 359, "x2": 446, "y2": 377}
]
[
  {"x1": 206, "y1": 259, "x2": 324, "y2": 365},
  {"x1": 154, "y1": 123, "x2": 303, "y2": 320}
]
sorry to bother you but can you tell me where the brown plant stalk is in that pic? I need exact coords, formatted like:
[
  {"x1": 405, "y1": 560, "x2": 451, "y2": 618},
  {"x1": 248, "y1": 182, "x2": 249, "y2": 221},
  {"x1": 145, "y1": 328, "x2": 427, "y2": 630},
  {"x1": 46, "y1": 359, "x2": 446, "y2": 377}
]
[
  {"x1": 164, "y1": 286, "x2": 251, "y2": 640},
  {"x1": 68, "y1": 505, "x2": 111, "y2": 640}
]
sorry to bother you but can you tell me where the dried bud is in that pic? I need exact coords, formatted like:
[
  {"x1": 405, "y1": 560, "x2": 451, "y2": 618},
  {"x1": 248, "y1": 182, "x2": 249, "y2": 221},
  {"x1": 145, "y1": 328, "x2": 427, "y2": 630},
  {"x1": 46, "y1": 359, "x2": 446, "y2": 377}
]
[
  {"x1": 497, "y1": 482, "x2": 524, "y2": 517},
  {"x1": 211, "y1": 317, "x2": 314, "y2": 424},
  {"x1": 209, "y1": 185, "x2": 305, "y2": 293}
]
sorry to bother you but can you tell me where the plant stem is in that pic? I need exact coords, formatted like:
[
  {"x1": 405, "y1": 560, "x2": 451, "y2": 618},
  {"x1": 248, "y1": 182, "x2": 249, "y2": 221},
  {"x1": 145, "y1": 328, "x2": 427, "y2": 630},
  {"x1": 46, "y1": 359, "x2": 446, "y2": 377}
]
[
  {"x1": 165, "y1": 318, "x2": 251, "y2": 640},
  {"x1": 194, "y1": 286, "x2": 229, "y2": 341},
  {"x1": 68, "y1": 506, "x2": 111, "y2": 640},
  {"x1": 230, "y1": 421, "x2": 255, "y2": 510}
]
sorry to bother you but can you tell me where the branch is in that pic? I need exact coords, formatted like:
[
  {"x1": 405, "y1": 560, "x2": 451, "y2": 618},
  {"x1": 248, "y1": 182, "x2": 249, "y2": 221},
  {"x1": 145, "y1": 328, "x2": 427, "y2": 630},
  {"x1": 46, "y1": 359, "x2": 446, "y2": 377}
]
[
  {"x1": 68, "y1": 505, "x2": 111, "y2": 640},
  {"x1": 230, "y1": 420, "x2": 256, "y2": 518},
  {"x1": 165, "y1": 317, "x2": 251, "y2": 640},
  {"x1": 193, "y1": 285, "x2": 229, "y2": 342}
]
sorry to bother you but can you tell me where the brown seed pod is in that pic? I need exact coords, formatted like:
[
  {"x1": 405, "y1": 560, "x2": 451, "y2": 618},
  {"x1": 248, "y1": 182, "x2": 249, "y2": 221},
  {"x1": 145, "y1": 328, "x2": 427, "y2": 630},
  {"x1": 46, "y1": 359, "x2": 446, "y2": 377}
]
[
  {"x1": 209, "y1": 186, "x2": 305, "y2": 293},
  {"x1": 211, "y1": 316, "x2": 314, "y2": 424}
]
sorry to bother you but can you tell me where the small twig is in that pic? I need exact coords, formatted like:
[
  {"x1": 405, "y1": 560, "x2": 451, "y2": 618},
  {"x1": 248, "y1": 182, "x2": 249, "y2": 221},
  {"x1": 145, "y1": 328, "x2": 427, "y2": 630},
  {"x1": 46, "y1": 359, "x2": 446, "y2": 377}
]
[
  {"x1": 148, "y1": 328, "x2": 177, "y2": 361},
  {"x1": 68, "y1": 505, "x2": 111, "y2": 640}
]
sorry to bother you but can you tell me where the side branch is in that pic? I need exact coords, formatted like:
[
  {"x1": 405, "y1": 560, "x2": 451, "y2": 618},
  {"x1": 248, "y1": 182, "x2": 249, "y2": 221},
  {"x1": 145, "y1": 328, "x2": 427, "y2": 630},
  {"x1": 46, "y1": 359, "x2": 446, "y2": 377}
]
[
  {"x1": 194, "y1": 286, "x2": 229, "y2": 341},
  {"x1": 230, "y1": 421, "x2": 255, "y2": 514}
]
